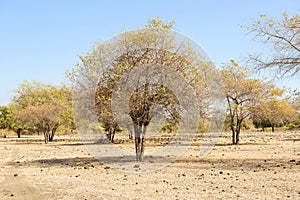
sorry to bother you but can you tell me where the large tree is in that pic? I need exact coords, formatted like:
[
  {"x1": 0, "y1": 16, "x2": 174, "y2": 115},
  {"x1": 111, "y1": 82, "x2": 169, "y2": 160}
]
[
  {"x1": 69, "y1": 17, "x2": 221, "y2": 161},
  {"x1": 12, "y1": 81, "x2": 73, "y2": 143},
  {"x1": 247, "y1": 12, "x2": 300, "y2": 77},
  {"x1": 221, "y1": 60, "x2": 279, "y2": 144}
]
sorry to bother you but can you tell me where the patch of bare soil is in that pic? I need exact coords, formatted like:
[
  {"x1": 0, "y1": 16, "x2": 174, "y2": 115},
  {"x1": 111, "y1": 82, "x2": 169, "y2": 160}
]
[{"x1": 0, "y1": 131, "x2": 300, "y2": 199}]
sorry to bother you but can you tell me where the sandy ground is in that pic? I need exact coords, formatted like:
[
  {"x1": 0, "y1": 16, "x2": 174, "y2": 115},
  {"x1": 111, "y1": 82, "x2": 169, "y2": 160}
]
[{"x1": 0, "y1": 131, "x2": 300, "y2": 200}]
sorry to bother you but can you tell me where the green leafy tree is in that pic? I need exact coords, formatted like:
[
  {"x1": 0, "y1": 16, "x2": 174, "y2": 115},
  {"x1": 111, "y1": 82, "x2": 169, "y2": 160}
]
[
  {"x1": 252, "y1": 99, "x2": 298, "y2": 132},
  {"x1": 12, "y1": 81, "x2": 73, "y2": 143},
  {"x1": 0, "y1": 105, "x2": 23, "y2": 137}
]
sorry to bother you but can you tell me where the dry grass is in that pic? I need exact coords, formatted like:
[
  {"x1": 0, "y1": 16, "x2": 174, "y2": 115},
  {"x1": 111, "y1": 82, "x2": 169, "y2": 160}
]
[{"x1": 0, "y1": 131, "x2": 300, "y2": 199}]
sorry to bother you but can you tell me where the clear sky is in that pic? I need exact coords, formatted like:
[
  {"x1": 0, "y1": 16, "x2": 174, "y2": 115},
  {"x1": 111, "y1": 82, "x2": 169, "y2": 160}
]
[{"x1": 0, "y1": 0, "x2": 299, "y2": 105}]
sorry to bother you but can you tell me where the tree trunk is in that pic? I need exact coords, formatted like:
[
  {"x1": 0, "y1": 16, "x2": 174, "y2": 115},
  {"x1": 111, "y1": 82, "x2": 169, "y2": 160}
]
[
  {"x1": 17, "y1": 128, "x2": 21, "y2": 138},
  {"x1": 230, "y1": 121, "x2": 236, "y2": 144},
  {"x1": 44, "y1": 131, "x2": 49, "y2": 144},
  {"x1": 134, "y1": 123, "x2": 145, "y2": 161},
  {"x1": 235, "y1": 120, "x2": 242, "y2": 144},
  {"x1": 128, "y1": 129, "x2": 133, "y2": 139},
  {"x1": 106, "y1": 126, "x2": 115, "y2": 143},
  {"x1": 232, "y1": 129, "x2": 236, "y2": 144},
  {"x1": 141, "y1": 125, "x2": 147, "y2": 160},
  {"x1": 111, "y1": 127, "x2": 115, "y2": 143},
  {"x1": 271, "y1": 124, "x2": 275, "y2": 132},
  {"x1": 49, "y1": 126, "x2": 57, "y2": 142},
  {"x1": 262, "y1": 126, "x2": 265, "y2": 132},
  {"x1": 107, "y1": 131, "x2": 111, "y2": 142},
  {"x1": 236, "y1": 129, "x2": 240, "y2": 144}
]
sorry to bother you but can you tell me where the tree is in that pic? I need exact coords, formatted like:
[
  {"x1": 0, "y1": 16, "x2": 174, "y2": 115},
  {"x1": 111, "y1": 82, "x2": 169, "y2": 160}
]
[
  {"x1": 12, "y1": 81, "x2": 73, "y2": 143},
  {"x1": 69, "y1": 17, "x2": 220, "y2": 161},
  {"x1": 0, "y1": 105, "x2": 23, "y2": 138},
  {"x1": 16, "y1": 104, "x2": 64, "y2": 143},
  {"x1": 221, "y1": 60, "x2": 278, "y2": 144},
  {"x1": 289, "y1": 89, "x2": 300, "y2": 111},
  {"x1": 247, "y1": 12, "x2": 300, "y2": 77},
  {"x1": 252, "y1": 99, "x2": 298, "y2": 132}
]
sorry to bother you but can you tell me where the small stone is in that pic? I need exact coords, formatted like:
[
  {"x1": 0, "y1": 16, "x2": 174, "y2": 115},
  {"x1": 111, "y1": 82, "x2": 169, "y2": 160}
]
[
  {"x1": 289, "y1": 159, "x2": 296, "y2": 163},
  {"x1": 104, "y1": 166, "x2": 110, "y2": 169},
  {"x1": 13, "y1": 173, "x2": 18, "y2": 177}
]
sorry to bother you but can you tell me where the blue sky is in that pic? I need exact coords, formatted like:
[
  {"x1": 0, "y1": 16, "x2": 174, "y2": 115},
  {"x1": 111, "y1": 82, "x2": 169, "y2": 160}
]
[{"x1": 0, "y1": 0, "x2": 299, "y2": 105}]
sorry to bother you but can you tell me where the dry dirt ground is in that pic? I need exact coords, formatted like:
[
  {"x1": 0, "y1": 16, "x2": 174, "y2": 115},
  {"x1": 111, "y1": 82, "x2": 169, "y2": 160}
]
[{"x1": 0, "y1": 131, "x2": 300, "y2": 200}]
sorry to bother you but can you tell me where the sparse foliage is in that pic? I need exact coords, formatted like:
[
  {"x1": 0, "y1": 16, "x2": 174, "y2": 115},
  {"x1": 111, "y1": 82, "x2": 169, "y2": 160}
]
[
  {"x1": 221, "y1": 60, "x2": 279, "y2": 144},
  {"x1": 69, "y1": 17, "x2": 220, "y2": 161},
  {"x1": 247, "y1": 12, "x2": 300, "y2": 77}
]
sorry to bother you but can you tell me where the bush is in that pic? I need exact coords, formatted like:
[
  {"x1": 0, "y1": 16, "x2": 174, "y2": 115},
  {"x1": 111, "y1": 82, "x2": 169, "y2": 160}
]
[
  {"x1": 197, "y1": 119, "x2": 209, "y2": 133},
  {"x1": 161, "y1": 123, "x2": 176, "y2": 133}
]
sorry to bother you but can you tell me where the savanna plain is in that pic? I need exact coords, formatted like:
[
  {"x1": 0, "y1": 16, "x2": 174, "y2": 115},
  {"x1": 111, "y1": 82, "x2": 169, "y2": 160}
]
[{"x1": 1, "y1": 130, "x2": 300, "y2": 200}]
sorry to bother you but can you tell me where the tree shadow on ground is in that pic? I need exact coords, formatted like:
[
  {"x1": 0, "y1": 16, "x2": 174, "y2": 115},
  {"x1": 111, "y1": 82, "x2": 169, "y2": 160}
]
[
  {"x1": 175, "y1": 157, "x2": 300, "y2": 172},
  {"x1": 6, "y1": 154, "x2": 300, "y2": 173}
]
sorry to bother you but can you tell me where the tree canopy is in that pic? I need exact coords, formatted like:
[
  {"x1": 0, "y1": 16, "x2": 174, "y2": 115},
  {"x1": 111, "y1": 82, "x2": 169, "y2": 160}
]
[
  {"x1": 247, "y1": 12, "x2": 300, "y2": 77},
  {"x1": 221, "y1": 60, "x2": 281, "y2": 144},
  {"x1": 68, "y1": 17, "x2": 223, "y2": 161},
  {"x1": 252, "y1": 98, "x2": 298, "y2": 132},
  {"x1": 11, "y1": 81, "x2": 73, "y2": 142}
]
